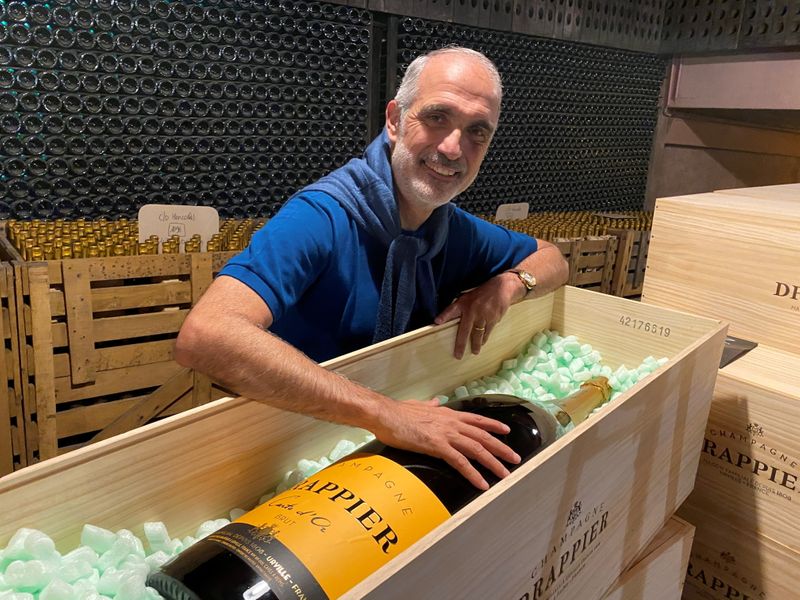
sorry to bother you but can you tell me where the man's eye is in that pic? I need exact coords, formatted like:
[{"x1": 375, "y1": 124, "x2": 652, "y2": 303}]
[{"x1": 471, "y1": 128, "x2": 489, "y2": 142}]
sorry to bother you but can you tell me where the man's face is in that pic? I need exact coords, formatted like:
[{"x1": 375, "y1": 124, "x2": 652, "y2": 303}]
[{"x1": 386, "y1": 55, "x2": 501, "y2": 214}]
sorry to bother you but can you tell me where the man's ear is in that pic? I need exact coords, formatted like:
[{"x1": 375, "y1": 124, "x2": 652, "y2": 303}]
[{"x1": 385, "y1": 99, "x2": 401, "y2": 143}]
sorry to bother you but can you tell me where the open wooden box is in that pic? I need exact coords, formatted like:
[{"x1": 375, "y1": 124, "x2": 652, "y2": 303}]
[{"x1": 0, "y1": 286, "x2": 725, "y2": 600}]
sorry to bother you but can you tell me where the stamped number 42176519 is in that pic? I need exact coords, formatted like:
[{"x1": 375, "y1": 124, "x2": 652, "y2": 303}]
[{"x1": 618, "y1": 315, "x2": 671, "y2": 337}]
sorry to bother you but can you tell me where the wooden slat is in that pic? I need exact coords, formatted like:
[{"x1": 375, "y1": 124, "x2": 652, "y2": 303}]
[
  {"x1": 575, "y1": 238, "x2": 612, "y2": 253},
  {"x1": 29, "y1": 265, "x2": 58, "y2": 461},
  {"x1": 56, "y1": 395, "x2": 153, "y2": 438},
  {"x1": 212, "y1": 251, "x2": 237, "y2": 272},
  {"x1": 632, "y1": 231, "x2": 651, "y2": 291},
  {"x1": 54, "y1": 361, "x2": 184, "y2": 404},
  {"x1": 600, "y1": 237, "x2": 618, "y2": 294},
  {"x1": 62, "y1": 261, "x2": 97, "y2": 384},
  {"x1": 567, "y1": 239, "x2": 580, "y2": 285},
  {"x1": 13, "y1": 263, "x2": 33, "y2": 466},
  {"x1": 51, "y1": 340, "x2": 175, "y2": 378},
  {"x1": 49, "y1": 310, "x2": 188, "y2": 348},
  {"x1": 190, "y1": 253, "x2": 213, "y2": 408},
  {"x1": 48, "y1": 280, "x2": 192, "y2": 317},
  {"x1": 0, "y1": 272, "x2": 12, "y2": 474},
  {"x1": 574, "y1": 269, "x2": 603, "y2": 284},
  {"x1": 89, "y1": 368, "x2": 192, "y2": 443},
  {"x1": 45, "y1": 255, "x2": 193, "y2": 286},
  {"x1": 576, "y1": 253, "x2": 609, "y2": 269}
]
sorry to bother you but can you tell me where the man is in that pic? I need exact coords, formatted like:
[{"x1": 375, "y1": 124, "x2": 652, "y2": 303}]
[{"x1": 175, "y1": 47, "x2": 568, "y2": 489}]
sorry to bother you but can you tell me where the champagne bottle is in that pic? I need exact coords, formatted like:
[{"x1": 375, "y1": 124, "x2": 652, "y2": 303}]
[{"x1": 147, "y1": 377, "x2": 611, "y2": 600}]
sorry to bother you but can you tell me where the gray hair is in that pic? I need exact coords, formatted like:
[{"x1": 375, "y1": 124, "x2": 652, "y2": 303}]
[{"x1": 394, "y1": 47, "x2": 503, "y2": 114}]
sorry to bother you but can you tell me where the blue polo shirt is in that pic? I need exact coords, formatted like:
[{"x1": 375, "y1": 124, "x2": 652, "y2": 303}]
[{"x1": 219, "y1": 191, "x2": 538, "y2": 362}]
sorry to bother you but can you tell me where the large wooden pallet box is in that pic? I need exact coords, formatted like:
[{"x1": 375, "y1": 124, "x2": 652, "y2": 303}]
[
  {"x1": 0, "y1": 286, "x2": 725, "y2": 599},
  {"x1": 602, "y1": 516, "x2": 694, "y2": 600},
  {"x1": 12, "y1": 252, "x2": 236, "y2": 466},
  {"x1": 642, "y1": 186, "x2": 800, "y2": 598}
]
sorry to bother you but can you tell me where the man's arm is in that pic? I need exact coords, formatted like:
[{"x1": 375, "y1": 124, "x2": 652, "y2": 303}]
[
  {"x1": 435, "y1": 239, "x2": 569, "y2": 358},
  {"x1": 175, "y1": 275, "x2": 522, "y2": 490}
]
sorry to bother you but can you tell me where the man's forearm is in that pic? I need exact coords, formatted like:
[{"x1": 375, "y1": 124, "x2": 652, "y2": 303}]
[{"x1": 179, "y1": 313, "x2": 390, "y2": 430}]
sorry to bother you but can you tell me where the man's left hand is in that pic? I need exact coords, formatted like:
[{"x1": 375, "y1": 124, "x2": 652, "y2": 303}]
[{"x1": 434, "y1": 272, "x2": 525, "y2": 359}]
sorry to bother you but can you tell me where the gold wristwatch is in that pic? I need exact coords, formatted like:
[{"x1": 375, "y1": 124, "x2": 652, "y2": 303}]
[{"x1": 508, "y1": 269, "x2": 536, "y2": 295}]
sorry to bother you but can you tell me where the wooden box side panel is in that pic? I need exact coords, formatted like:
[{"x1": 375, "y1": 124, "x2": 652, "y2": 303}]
[
  {"x1": 327, "y1": 293, "x2": 555, "y2": 401},
  {"x1": 685, "y1": 346, "x2": 800, "y2": 553},
  {"x1": 642, "y1": 193, "x2": 800, "y2": 354},
  {"x1": 0, "y1": 398, "x2": 369, "y2": 551},
  {"x1": 16, "y1": 252, "x2": 234, "y2": 464},
  {"x1": 601, "y1": 516, "x2": 694, "y2": 600},
  {"x1": 551, "y1": 286, "x2": 724, "y2": 371},
  {"x1": 348, "y1": 319, "x2": 726, "y2": 600},
  {"x1": 678, "y1": 502, "x2": 800, "y2": 600}
]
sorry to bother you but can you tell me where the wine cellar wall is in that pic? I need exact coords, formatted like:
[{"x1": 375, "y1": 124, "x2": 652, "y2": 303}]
[{"x1": 0, "y1": 0, "x2": 666, "y2": 221}]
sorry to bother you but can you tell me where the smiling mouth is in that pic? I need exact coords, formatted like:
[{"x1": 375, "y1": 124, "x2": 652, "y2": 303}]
[{"x1": 423, "y1": 159, "x2": 459, "y2": 178}]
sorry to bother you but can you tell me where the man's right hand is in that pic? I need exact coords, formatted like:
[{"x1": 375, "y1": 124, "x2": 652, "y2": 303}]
[{"x1": 369, "y1": 398, "x2": 522, "y2": 490}]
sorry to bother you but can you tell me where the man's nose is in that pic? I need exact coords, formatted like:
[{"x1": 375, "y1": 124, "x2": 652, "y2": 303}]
[{"x1": 438, "y1": 129, "x2": 462, "y2": 160}]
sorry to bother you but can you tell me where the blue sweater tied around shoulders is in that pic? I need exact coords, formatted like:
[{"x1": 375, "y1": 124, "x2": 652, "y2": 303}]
[{"x1": 301, "y1": 130, "x2": 452, "y2": 343}]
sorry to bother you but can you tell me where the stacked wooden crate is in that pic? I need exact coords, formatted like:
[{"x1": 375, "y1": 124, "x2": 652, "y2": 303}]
[
  {"x1": 12, "y1": 252, "x2": 236, "y2": 466},
  {"x1": 484, "y1": 209, "x2": 651, "y2": 297},
  {"x1": 552, "y1": 236, "x2": 618, "y2": 294},
  {"x1": 0, "y1": 285, "x2": 726, "y2": 599},
  {"x1": 0, "y1": 217, "x2": 275, "y2": 474},
  {"x1": 643, "y1": 183, "x2": 800, "y2": 599}
]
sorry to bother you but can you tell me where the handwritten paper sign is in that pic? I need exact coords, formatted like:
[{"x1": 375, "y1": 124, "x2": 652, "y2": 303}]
[
  {"x1": 495, "y1": 202, "x2": 530, "y2": 221},
  {"x1": 138, "y1": 204, "x2": 220, "y2": 248}
]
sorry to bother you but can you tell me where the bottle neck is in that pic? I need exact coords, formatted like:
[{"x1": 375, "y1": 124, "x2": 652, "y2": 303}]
[{"x1": 552, "y1": 377, "x2": 612, "y2": 428}]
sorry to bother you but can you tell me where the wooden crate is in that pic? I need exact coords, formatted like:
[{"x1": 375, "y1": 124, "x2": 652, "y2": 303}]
[
  {"x1": 682, "y1": 345, "x2": 800, "y2": 552},
  {"x1": 554, "y1": 235, "x2": 619, "y2": 294},
  {"x1": 0, "y1": 263, "x2": 25, "y2": 476},
  {"x1": 643, "y1": 190, "x2": 800, "y2": 353},
  {"x1": 609, "y1": 228, "x2": 651, "y2": 298},
  {"x1": 601, "y1": 516, "x2": 695, "y2": 600},
  {"x1": 0, "y1": 286, "x2": 726, "y2": 600},
  {"x1": 678, "y1": 502, "x2": 799, "y2": 600},
  {"x1": 13, "y1": 252, "x2": 236, "y2": 464},
  {"x1": 642, "y1": 185, "x2": 800, "y2": 598}
]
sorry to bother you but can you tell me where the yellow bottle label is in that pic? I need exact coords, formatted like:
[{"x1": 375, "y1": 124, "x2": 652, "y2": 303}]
[{"x1": 208, "y1": 453, "x2": 451, "y2": 599}]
